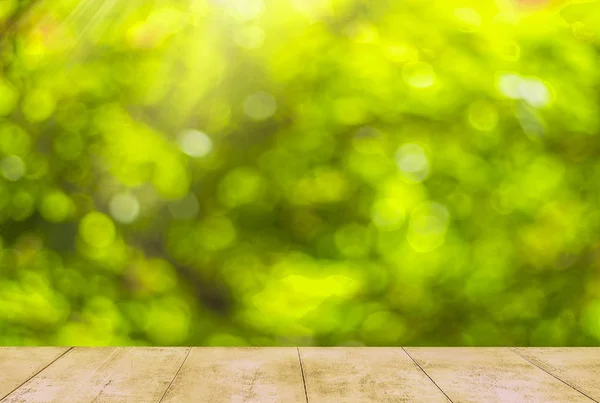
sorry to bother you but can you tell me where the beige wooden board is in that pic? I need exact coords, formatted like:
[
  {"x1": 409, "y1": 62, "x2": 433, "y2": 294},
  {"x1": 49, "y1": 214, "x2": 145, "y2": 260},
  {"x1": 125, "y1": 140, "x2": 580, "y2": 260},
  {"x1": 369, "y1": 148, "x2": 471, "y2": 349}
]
[
  {"x1": 160, "y1": 347, "x2": 306, "y2": 403},
  {"x1": 512, "y1": 348, "x2": 600, "y2": 401},
  {"x1": 299, "y1": 347, "x2": 451, "y2": 402},
  {"x1": 0, "y1": 347, "x2": 70, "y2": 400},
  {"x1": 0, "y1": 347, "x2": 189, "y2": 403},
  {"x1": 404, "y1": 347, "x2": 594, "y2": 403}
]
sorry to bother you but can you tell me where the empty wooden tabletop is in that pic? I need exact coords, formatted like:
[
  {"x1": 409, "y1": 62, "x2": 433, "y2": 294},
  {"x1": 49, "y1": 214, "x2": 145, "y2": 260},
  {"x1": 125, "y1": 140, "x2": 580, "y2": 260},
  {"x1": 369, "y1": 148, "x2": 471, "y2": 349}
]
[{"x1": 0, "y1": 347, "x2": 598, "y2": 402}]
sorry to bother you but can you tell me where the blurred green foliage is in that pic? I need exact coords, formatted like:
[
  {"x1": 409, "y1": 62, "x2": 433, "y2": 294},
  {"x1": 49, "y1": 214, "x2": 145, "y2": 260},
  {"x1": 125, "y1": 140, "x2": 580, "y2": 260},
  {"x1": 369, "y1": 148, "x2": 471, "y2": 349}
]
[{"x1": 1, "y1": 0, "x2": 600, "y2": 346}]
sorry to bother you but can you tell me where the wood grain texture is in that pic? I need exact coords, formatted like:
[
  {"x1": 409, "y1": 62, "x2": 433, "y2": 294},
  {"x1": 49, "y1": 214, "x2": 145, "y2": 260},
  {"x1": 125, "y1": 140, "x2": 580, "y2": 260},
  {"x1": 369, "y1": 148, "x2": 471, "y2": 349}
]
[
  {"x1": 404, "y1": 347, "x2": 594, "y2": 403},
  {"x1": 512, "y1": 348, "x2": 600, "y2": 401},
  {"x1": 159, "y1": 347, "x2": 306, "y2": 403},
  {"x1": 0, "y1": 347, "x2": 69, "y2": 400},
  {"x1": 299, "y1": 347, "x2": 451, "y2": 402},
  {"x1": 2, "y1": 347, "x2": 600, "y2": 402},
  {"x1": 0, "y1": 347, "x2": 189, "y2": 403}
]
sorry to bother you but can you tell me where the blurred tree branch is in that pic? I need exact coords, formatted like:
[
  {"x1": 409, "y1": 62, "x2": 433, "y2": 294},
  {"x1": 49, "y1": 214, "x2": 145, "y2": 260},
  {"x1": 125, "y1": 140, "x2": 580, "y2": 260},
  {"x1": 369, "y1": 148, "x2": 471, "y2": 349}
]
[
  {"x1": 133, "y1": 233, "x2": 234, "y2": 316},
  {"x1": 0, "y1": 0, "x2": 38, "y2": 38}
]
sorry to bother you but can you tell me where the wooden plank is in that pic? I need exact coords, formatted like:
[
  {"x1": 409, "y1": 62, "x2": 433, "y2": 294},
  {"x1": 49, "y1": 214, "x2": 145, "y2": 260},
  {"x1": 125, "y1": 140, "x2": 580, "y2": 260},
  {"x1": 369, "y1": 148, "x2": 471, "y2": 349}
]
[
  {"x1": 299, "y1": 347, "x2": 451, "y2": 402},
  {"x1": 160, "y1": 347, "x2": 306, "y2": 403},
  {"x1": 1, "y1": 347, "x2": 189, "y2": 403},
  {"x1": 0, "y1": 347, "x2": 70, "y2": 400},
  {"x1": 512, "y1": 348, "x2": 600, "y2": 401},
  {"x1": 404, "y1": 347, "x2": 594, "y2": 403}
]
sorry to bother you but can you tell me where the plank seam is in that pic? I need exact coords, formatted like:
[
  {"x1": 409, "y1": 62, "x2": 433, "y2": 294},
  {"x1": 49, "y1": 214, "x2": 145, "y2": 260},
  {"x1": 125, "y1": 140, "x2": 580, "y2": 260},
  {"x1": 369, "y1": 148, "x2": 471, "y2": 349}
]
[
  {"x1": 296, "y1": 347, "x2": 310, "y2": 403},
  {"x1": 402, "y1": 347, "x2": 454, "y2": 403},
  {"x1": 0, "y1": 346, "x2": 74, "y2": 401},
  {"x1": 509, "y1": 348, "x2": 599, "y2": 403},
  {"x1": 156, "y1": 347, "x2": 192, "y2": 403}
]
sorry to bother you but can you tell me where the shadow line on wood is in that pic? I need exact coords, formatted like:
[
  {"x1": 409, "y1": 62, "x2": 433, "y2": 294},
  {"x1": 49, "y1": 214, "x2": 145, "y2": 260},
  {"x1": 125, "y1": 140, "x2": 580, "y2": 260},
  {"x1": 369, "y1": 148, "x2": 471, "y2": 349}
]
[
  {"x1": 157, "y1": 347, "x2": 192, "y2": 403},
  {"x1": 0, "y1": 347, "x2": 73, "y2": 401},
  {"x1": 296, "y1": 347, "x2": 310, "y2": 403},
  {"x1": 402, "y1": 347, "x2": 454, "y2": 403},
  {"x1": 510, "y1": 348, "x2": 600, "y2": 403}
]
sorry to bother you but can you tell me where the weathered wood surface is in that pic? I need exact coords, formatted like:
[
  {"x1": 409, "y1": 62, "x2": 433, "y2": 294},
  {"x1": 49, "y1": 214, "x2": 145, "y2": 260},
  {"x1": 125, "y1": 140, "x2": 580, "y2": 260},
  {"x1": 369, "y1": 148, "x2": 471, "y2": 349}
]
[
  {"x1": 1, "y1": 347, "x2": 188, "y2": 403},
  {"x1": 160, "y1": 347, "x2": 306, "y2": 403},
  {"x1": 0, "y1": 347, "x2": 598, "y2": 402},
  {"x1": 0, "y1": 347, "x2": 70, "y2": 400},
  {"x1": 299, "y1": 347, "x2": 451, "y2": 402},
  {"x1": 512, "y1": 347, "x2": 600, "y2": 401},
  {"x1": 404, "y1": 347, "x2": 598, "y2": 403}
]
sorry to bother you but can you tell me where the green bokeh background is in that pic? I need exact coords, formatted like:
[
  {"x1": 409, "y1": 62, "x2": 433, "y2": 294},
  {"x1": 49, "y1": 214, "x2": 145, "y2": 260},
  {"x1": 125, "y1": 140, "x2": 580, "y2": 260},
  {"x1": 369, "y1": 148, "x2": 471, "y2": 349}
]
[{"x1": 1, "y1": 0, "x2": 600, "y2": 346}]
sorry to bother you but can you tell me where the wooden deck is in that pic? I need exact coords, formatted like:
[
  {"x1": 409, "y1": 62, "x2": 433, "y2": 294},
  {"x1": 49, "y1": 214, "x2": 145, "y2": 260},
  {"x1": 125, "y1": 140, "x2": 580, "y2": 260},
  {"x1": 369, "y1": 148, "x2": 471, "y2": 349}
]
[{"x1": 0, "y1": 348, "x2": 598, "y2": 402}]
